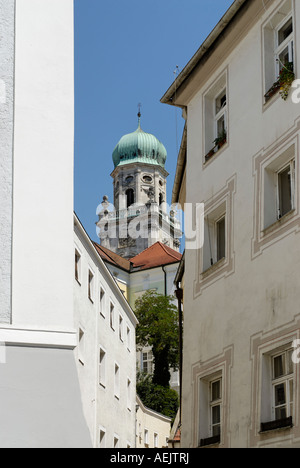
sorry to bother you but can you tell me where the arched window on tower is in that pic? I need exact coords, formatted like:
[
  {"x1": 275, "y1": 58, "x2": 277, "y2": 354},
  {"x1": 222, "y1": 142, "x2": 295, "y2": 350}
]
[
  {"x1": 159, "y1": 193, "x2": 163, "y2": 207},
  {"x1": 126, "y1": 189, "x2": 134, "y2": 208}
]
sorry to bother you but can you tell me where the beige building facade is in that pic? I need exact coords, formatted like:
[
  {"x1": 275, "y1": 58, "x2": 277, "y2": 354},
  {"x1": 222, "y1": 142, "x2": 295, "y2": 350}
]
[{"x1": 163, "y1": 0, "x2": 300, "y2": 448}]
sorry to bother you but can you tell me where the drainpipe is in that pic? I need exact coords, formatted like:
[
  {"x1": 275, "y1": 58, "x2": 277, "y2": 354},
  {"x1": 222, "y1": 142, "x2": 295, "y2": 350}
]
[
  {"x1": 175, "y1": 285, "x2": 183, "y2": 427},
  {"x1": 162, "y1": 265, "x2": 167, "y2": 296}
]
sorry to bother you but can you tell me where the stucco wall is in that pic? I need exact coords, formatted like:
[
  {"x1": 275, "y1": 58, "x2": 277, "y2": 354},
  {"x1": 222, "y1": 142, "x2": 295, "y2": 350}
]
[
  {"x1": 181, "y1": 0, "x2": 300, "y2": 448},
  {"x1": 12, "y1": 0, "x2": 75, "y2": 329},
  {"x1": 0, "y1": 345, "x2": 91, "y2": 448},
  {"x1": 0, "y1": 0, "x2": 15, "y2": 324}
]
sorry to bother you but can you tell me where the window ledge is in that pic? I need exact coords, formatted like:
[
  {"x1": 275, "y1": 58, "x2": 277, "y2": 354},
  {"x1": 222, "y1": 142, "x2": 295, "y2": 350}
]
[
  {"x1": 199, "y1": 435, "x2": 221, "y2": 447},
  {"x1": 202, "y1": 257, "x2": 226, "y2": 279},
  {"x1": 204, "y1": 142, "x2": 228, "y2": 166},
  {"x1": 260, "y1": 417, "x2": 293, "y2": 434},
  {"x1": 262, "y1": 209, "x2": 295, "y2": 236}
]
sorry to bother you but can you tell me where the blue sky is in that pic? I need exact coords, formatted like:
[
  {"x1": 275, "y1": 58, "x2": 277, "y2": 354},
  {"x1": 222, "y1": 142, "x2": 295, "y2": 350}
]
[{"x1": 74, "y1": 0, "x2": 234, "y2": 243}]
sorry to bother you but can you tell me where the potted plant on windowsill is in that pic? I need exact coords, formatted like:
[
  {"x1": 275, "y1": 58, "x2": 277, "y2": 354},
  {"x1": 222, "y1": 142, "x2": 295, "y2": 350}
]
[
  {"x1": 265, "y1": 62, "x2": 295, "y2": 102},
  {"x1": 278, "y1": 61, "x2": 295, "y2": 101},
  {"x1": 214, "y1": 130, "x2": 227, "y2": 150},
  {"x1": 264, "y1": 80, "x2": 281, "y2": 101}
]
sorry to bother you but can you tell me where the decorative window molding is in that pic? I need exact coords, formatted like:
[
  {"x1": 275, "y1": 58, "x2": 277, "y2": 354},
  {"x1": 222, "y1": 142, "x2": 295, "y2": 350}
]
[
  {"x1": 262, "y1": 0, "x2": 295, "y2": 105},
  {"x1": 194, "y1": 175, "x2": 236, "y2": 297},
  {"x1": 252, "y1": 118, "x2": 300, "y2": 259},
  {"x1": 191, "y1": 346, "x2": 233, "y2": 448},
  {"x1": 249, "y1": 315, "x2": 300, "y2": 447}
]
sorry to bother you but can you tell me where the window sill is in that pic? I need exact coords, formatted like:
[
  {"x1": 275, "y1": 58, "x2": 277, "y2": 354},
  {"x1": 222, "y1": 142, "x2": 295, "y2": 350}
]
[
  {"x1": 199, "y1": 435, "x2": 221, "y2": 447},
  {"x1": 202, "y1": 257, "x2": 226, "y2": 279},
  {"x1": 262, "y1": 209, "x2": 295, "y2": 236},
  {"x1": 204, "y1": 142, "x2": 228, "y2": 166},
  {"x1": 260, "y1": 416, "x2": 293, "y2": 434}
]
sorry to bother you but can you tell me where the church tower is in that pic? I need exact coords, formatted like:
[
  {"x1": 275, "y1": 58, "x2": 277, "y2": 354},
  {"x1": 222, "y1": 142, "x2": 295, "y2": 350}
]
[{"x1": 97, "y1": 113, "x2": 181, "y2": 259}]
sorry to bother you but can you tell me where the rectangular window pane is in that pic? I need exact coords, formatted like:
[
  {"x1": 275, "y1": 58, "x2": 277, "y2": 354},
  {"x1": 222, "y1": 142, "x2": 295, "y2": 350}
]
[
  {"x1": 279, "y1": 46, "x2": 290, "y2": 70},
  {"x1": 278, "y1": 17, "x2": 293, "y2": 46},
  {"x1": 215, "y1": 90, "x2": 226, "y2": 114},
  {"x1": 217, "y1": 217, "x2": 226, "y2": 261},
  {"x1": 273, "y1": 354, "x2": 285, "y2": 379},
  {"x1": 278, "y1": 166, "x2": 292, "y2": 217},
  {"x1": 212, "y1": 405, "x2": 221, "y2": 425},
  {"x1": 275, "y1": 406, "x2": 287, "y2": 420},
  {"x1": 211, "y1": 380, "x2": 221, "y2": 401},
  {"x1": 287, "y1": 349, "x2": 294, "y2": 375},
  {"x1": 217, "y1": 115, "x2": 225, "y2": 137},
  {"x1": 275, "y1": 383, "x2": 286, "y2": 407}
]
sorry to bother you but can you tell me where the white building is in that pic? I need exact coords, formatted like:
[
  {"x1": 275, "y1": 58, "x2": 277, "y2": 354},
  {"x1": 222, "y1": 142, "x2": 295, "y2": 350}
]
[
  {"x1": 162, "y1": 0, "x2": 300, "y2": 448},
  {"x1": 0, "y1": 0, "x2": 91, "y2": 447},
  {"x1": 74, "y1": 215, "x2": 138, "y2": 448},
  {"x1": 136, "y1": 396, "x2": 172, "y2": 449}
]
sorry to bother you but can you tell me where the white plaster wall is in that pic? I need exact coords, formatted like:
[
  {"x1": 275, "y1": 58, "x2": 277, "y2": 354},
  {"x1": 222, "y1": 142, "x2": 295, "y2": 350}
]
[
  {"x1": 0, "y1": 345, "x2": 91, "y2": 448},
  {"x1": 12, "y1": 0, "x2": 75, "y2": 329},
  {"x1": 74, "y1": 219, "x2": 138, "y2": 448},
  {"x1": 182, "y1": 0, "x2": 300, "y2": 448},
  {"x1": 0, "y1": 0, "x2": 15, "y2": 324},
  {"x1": 136, "y1": 397, "x2": 171, "y2": 448}
]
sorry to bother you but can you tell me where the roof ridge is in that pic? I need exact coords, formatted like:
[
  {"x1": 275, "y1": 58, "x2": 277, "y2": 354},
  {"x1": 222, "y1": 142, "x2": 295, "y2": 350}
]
[{"x1": 157, "y1": 241, "x2": 182, "y2": 261}]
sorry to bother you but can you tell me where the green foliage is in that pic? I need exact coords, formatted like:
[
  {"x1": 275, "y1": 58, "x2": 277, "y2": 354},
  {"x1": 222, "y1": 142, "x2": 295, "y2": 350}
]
[
  {"x1": 279, "y1": 62, "x2": 295, "y2": 101},
  {"x1": 134, "y1": 291, "x2": 179, "y2": 387},
  {"x1": 137, "y1": 372, "x2": 179, "y2": 423}
]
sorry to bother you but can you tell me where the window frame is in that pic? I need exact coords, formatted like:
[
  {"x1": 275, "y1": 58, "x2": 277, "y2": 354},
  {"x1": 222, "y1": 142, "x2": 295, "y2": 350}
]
[
  {"x1": 99, "y1": 346, "x2": 106, "y2": 389},
  {"x1": 75, "y1": 249, "x2": 81, "y2": 285},
  {"x1": 271, "y1": 349, "x2": 294, "y2": 422},
  {"x1": 210, "y1": 378, "x2": 222, "y2": 438},
  {"x1": 275, "y1": 14, "x2": 294, "y2": 76},
  {"x1": 88, "y1": 269, "x2": 95, "y2": 304},
  {"x1": 203, "y1": 70, "x2": 228, "y2": 163}
]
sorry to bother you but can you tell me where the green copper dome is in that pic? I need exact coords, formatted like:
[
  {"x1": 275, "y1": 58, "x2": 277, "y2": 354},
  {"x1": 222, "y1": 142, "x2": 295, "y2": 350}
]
[{"x1": 112, "y1": 121, "x2": 167, "y2": 169}]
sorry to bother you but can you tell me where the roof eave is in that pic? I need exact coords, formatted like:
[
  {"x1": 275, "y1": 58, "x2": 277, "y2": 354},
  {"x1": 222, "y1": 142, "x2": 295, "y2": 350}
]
[{"x1": 160, "y1": 0, "x2": 249, "y2": 106}]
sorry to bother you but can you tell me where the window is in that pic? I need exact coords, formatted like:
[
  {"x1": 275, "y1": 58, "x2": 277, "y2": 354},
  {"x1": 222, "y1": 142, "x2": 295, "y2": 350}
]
[
  {"x1": 99, "y1": 348, "x2": 106, "y2": 388},
  {"x1": 210, "y1": 379, "x2": 222, "y2": 437},
  {"x1": 263, "y1": 145, "x2": 295, "y2": 229},
  {"x1": 154, "y1": 433, "x2": 159, "y2": 448},
  {"x1": 277, "y1": 161, "x2": 295, "y2": 219},
  {"x1": 142, "y1": 351, "x2": 153, "y2": 375},
  {"x1": 203, "y1": 203, "x2": 226, "y2": 271},
  {"x1": 100, "y1": 288, "x2": 105, "y2": 317},
  {"x1": 78, "y1": 327, "x2": 85, "y2": 365},
  {"x1": 272, "y1": 350, "x2": 294, "y2": 421},
  {"x1": 110, "y1": 302, "x2": 115, "y2": 330},
  {"x1": 119, "y1": 315, "x2": 124, "y2": 342},
  {"x1": 144, "y1": 429, "x2": 149, "y2": 448},
  {"x1": 88, "y1": 270, "x2": 94, "y2": 303},
  {"x1": 261, "y1": 346, "x2": 294, "y2": 433},
  {"x1": 126, "y1": 189, "x2": 134, "y2": 208},
  {"x1": 127, "y1": 379, "x2": 132, "y2": 411},
  {"x1": 275, "y1": 16, "x2": 294, "y2": 76},
  {"x1": 126, "y1": 326, "x2": 131, "y2": 351},
  {"x1": 204, "y1": 72, "x2": 227, "y2": 161},
  {"x1": 99, "y1": 428, "x2": 106, "y2": 448},
  {"x1": 263, "y1": 0, "x2": 294, "y2": 101},
  {"x1": 199, "y1": 374, "x2": 223, "y2": 447},
  {"x1": 216, "y1": 216, "x2": 226, "y2": 262},
  {"x1": 114, "y1": 435, "x2": 119, "y2": 448},
  {"x1": 114, "y1": 363, "x2": 120, "y2": 399},
  {"x1": 75, "y1": 250, "x2": 81, "y2": 284}
]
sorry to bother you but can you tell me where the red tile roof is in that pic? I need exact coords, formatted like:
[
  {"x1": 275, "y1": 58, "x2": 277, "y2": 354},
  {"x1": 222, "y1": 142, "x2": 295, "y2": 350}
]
[
  {"x1": 93, "y1": 241, "x2": 182, "y2": 272},
  {"x1": 130, "y1": 242, "x2": 182, "y2": 271},
  {"x1": 93, "y1": 243, "x2": 132, "y2": 271}
]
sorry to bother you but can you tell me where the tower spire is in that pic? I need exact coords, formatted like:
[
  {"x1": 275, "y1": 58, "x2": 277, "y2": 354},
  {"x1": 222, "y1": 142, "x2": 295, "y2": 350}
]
[{"x1": 137, "y1": 102, "x2": 142, "y2": 129}]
